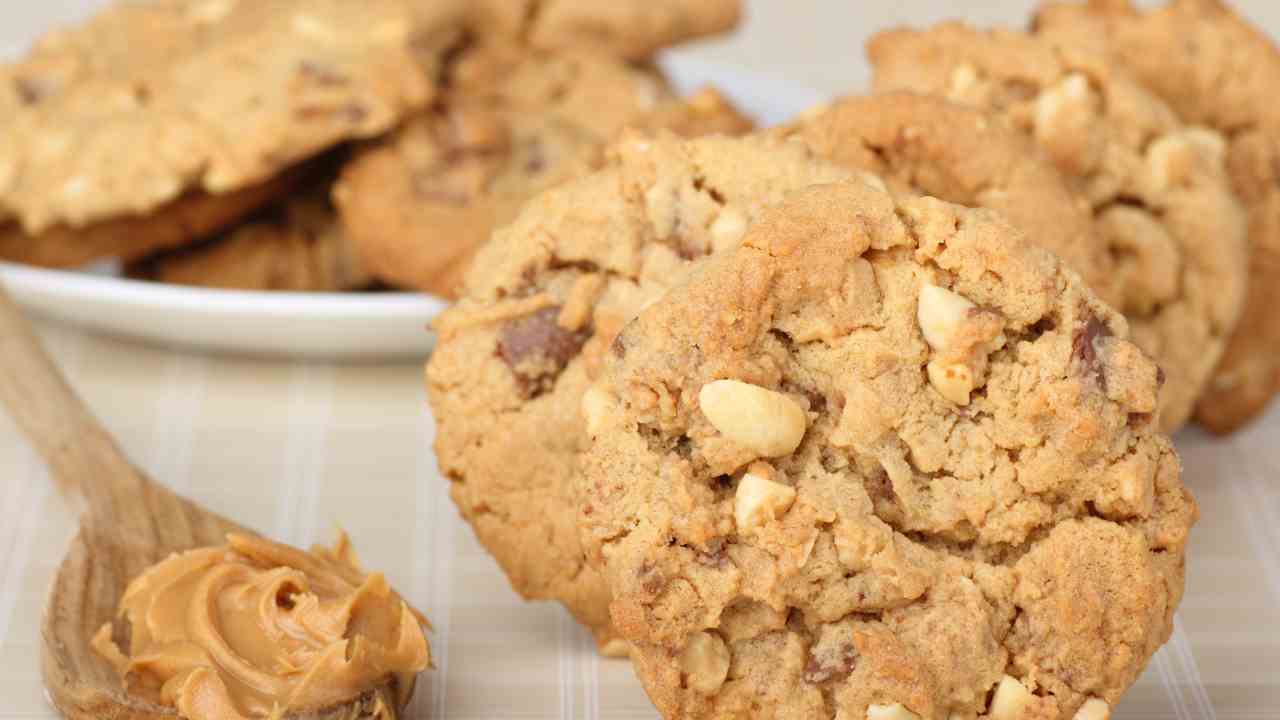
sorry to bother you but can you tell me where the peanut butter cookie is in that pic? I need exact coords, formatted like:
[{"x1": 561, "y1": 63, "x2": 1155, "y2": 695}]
[
  {"x1": 579, "y1": 182, "x2": 1196, "y2": 719},
  {"x1": 0, "y1": 170, "x2": 297, "y2": 269},
  {"x1": 426, "y1": 133, "x2": 870, "y2": 647},
  {"x1": 1034, "y1": 0, "x2": 1280, "y2": 432},
  {"x1": 0, "y1": 0, "x2": 465, "y2": 265},
  {"x1": 336, "y1": 45, "x2": 753, "y2": 297},
  {"x1": 128, "y1": 181, "x2": 369, "y2": 292},
  {"x1": 869, "y1": 22, "x2": 1249, "y2": 432},
  {"x1": 781, "y1": 92, "x2": 1120, "y2": 310},
  {"x1": 469, "y1": 0, "x2": 741, "y2": 60}
]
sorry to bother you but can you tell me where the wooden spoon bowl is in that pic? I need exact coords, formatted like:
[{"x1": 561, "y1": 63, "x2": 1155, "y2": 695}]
[{"x1": 0, "y1": 287, "x2": 413, "y2": 719}]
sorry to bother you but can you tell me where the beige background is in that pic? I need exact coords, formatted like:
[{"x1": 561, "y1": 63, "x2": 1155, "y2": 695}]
[{"x1": 2, "y1": 2, "x2": 1279, "y2": 718}]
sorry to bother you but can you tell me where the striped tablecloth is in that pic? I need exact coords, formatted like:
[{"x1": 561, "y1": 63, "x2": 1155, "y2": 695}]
[{"x1": 1, "y1": 2, "x2": 1279, "y2": 718}]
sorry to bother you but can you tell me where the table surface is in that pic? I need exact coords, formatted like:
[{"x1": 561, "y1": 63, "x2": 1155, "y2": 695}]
[{"x1": 1, "y1": 2, "x2": 1278, "y2": 719}]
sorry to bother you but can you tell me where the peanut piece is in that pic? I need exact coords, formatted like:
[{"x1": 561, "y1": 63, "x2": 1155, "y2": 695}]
[
  {"x1": 680, "y1": 632, "x2": 730, "y2": 694},
  {"x1": 734, "y1": 471, "x2": 797, "y2": 532},
  {"x1": 698, "y1": 380, "x2": 807, "y2": 457},
  {"x1": 558, "y1": 274, "x2": 606, "y2": 332},
  {"x1": 989, "y1": 675, "x2": 1034, "y2": 720},
  {"x1": 867, "y1": 703, "x2": 922, "y2": 720},
  {"x1": 1035, "y1": 73, "x2": 1093, "y2": 129},
  {"x1": 918, "y1": 283, "x2": 976, "y2": 351},
  {"x1": 948, "y1": 64, "x2": 982, "y2": 99},
  {"x1": 1147, "y1": 128, "x2": 1228, "y2": 192},
  {"x1": 859, "y1": 172, "x2": 889, "y2": 193},
  {"x1": 581, "y1": 384, "x2": 617, "y2": 437},
  {"x1": 926, "y1": 360, "x2": 976, "y2": 407},
  {"x1": 709, "y1": 207, "x2": 749, "y2": 253},
  {"x1": 1072, "y1": 699, "x2": 1110, "y2": 720},
  {"x1": 918, "y1": 283, "x2": 1004, "y2": 406}
]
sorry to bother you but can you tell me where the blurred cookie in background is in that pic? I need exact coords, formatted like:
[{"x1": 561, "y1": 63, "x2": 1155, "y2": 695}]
[
  {"x1": 780, "y1": 92, "x2": 1119, "y2": 310},
  {"x1": 336, "y1": 46, "x2": 753, "y2": 298},
  {"x1": 0, "y1": 0, "x2": 464, "y2": 269},
  {"x1": 128, "y1": 172, "x2": 369, "y2": 293},
  {"x1": 468, "y1": 0, "x2": 741, "y2": 60},
  {"x1": 870, "y1": 22, "x2": 1249, "y2": 432},
  {"x1": 1035, "y1": 0, "x2": 1280, "y2": 433}
]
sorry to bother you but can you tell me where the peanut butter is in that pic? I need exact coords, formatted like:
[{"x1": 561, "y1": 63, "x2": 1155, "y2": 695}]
[{"x1": 91, "y1": 532, "x2": 430, "y2": 720}]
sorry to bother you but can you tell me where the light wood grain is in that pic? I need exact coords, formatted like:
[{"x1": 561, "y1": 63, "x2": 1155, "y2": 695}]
[{"x1": 0, "y1": 284, "x2": 414, "y2": 720}]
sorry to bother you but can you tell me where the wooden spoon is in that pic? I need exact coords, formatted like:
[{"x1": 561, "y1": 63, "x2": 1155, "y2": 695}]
[{"x1": 0, "y1": 287, "x2": 414, "y2": 719}]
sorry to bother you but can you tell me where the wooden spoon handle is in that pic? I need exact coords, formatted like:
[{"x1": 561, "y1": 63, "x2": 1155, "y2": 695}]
[{"x1": 0, "y1": 283, "x2": 144, "y2": 504}]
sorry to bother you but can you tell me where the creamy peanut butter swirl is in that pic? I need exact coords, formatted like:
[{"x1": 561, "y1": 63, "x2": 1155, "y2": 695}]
[{"x1": 92, "y1": 532, "x2": 430, "y2": 720}]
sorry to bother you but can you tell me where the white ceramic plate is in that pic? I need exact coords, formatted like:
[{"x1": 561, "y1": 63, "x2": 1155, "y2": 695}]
[{"x1": 0, "y1": 55, "x2": 823, "y2": 361}]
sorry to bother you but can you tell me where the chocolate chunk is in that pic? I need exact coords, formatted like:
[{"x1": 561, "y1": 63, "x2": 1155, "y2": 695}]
[
  {"x1": 1128, "y1": 412, "x2": 1154, "y2": 428},
  {"x1": 1029, "y1": 315, "x2": 1057, "y2": 337},
  {"x1": 1072, "y1": 316, "x2": 1111, "y2": 389},
  {"x1": 802, "y1": 644, "x2": 857, "y2": 684},
  {"x1": 497, "y1": 306, "x2": 589, "y2": 398},
  {"x1": 864, "y1": 469, "x2": 896, "y2": 505},
  {"x1": 14, "y1": 76, "x2": 52, "y2": 105}
]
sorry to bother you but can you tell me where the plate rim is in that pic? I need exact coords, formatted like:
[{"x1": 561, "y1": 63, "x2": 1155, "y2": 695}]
[{"x1": 0, "y1": 260, "x2": 446, "y2": 319}]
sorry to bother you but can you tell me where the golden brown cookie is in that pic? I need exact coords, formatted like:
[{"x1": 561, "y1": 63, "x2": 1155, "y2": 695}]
[
  {"x1": 579, "y1": 181, "x2": 1195, "y2": 720},
  {"x1": 335, "y1": 45, "x2": 753, "y2": 297},
  {"x1": 780, "y1": 92, "x2": 1120, "y2": 310},
  {"x1": 869, "y1": 22, "x2": 1249, "y2": 432},
  {"x1": 425, "y1": 132, "x2": 870, "y2": 648},
  {"x1": 0, "y1": 0, "x2": 465, "y2": 263},
  {"x1": 0, "y1": 169, "x2": 297, "y2": 269},
  {"x1": 1034, "y1": 0, "x2": 1280, "y2": 432},
  {"x1": 468, "y1": 0, "x2": 741, "y2": 59},
  {"x1": 128, "y1": 183, "x2": 368, "y2": 292}
]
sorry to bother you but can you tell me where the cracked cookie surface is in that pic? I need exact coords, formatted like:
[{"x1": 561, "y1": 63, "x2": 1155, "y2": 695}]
[
  {"x1": 869, "y1": 22, "x2": 1248, "y2": 432},
  {"x1": 425, "y1": 133, "x2": 866, "y2": 646},
  {"x1": 1034, "y1": 0, "x2": 1280, "y2": 432},
  {"x1": 780, "y1": 92, "x2": 1120, "y2": 312},
  {"x1": 336, "y1": 44, "x2": 753, "y2": 297},
  {"x1": 579, "y1": 182, "x2": 1195, "y2": 719}
]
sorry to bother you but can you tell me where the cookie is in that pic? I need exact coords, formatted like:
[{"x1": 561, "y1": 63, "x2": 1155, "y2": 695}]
[
  {"x1": 0, "y1": 0, "x2": 464, "y2": 259},
  {"x1": 128, "y1": 183, "x2": 368, "y2": 292},
  {"x1": 780, "y1": 92, "x2": 1120, "y2": 310},
  {"x1": 1033, "y1": 0, "x2": 1280, "y2": 432},
  {"x1": 425, "y1": 132, "x2": 869, "y2": 648},
  {"x1": 0, "y1": 167, "x2": 297, "y2": 269},
  {"x1": 578, "y1": 181, "x2": 1196, "y2": 719},
  {"x1": 469, "y1": 0, "x2": 741, "y2": 60},
  {"x1": 869, "y1": 22, "x2": 1249, "y2": 432},
  {"x1": 335, "y1": 45, "x2": 753, "y2": 297}
]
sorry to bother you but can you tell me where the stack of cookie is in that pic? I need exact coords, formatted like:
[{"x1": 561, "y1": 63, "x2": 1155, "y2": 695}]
[
  {"x1": 0, "y1": 0, "x2": 750, "y2": 296},
  {"x1": 427, "y1": 1, "x2": 1280, "y2": 718}
]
